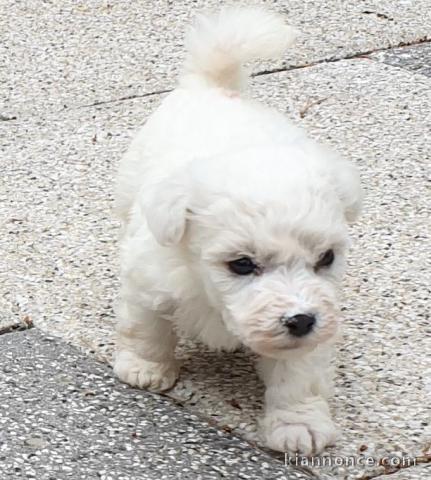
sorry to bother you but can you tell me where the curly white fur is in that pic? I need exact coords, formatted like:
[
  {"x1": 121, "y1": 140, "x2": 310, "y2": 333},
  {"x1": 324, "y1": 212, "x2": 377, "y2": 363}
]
[{"x1": 113, "y1": 6, "x2": 362, "y2": 455}]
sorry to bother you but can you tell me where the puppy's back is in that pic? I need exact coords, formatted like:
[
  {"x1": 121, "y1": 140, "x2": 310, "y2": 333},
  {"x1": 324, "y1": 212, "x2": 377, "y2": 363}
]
[{"x1": 115, "y1": 8, "x2": 298, "y2": 224}]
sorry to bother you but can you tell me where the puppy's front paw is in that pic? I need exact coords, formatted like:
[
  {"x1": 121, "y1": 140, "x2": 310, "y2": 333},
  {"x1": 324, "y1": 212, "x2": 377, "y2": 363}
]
[
  {"x1": 114, "y1": 351, "x2": 179, "y2": 392},
  {"x1": 262, "y1": 411, "x2": 338, "y2": 455}
]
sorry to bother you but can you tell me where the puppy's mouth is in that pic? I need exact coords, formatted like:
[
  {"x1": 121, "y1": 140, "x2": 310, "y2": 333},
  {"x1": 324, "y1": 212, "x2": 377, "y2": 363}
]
[
  {"x1": 244, "y1": 324, "x2": 338, "y2": 358},
  {"x1": 245, "y1": 335, "x2": 310, "y2": 357},
  {"x1": 224, "y1": 305, "x2": 340, "y2": 357}
]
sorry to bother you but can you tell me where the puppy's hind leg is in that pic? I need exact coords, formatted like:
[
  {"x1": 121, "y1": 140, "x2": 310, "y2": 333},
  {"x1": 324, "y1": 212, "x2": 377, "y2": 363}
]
[{"x1": 114, "y1": 300, "x2": 179, "y2": 392}]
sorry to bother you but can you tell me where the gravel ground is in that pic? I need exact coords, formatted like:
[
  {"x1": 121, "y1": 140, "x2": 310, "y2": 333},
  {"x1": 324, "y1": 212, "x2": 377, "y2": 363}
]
[
  {"x1": 1, "y1": 1, "x2": 430, "y2": 479},
  {"x1": 1, "y1": 329, "x2": 329, "y2": 480}
]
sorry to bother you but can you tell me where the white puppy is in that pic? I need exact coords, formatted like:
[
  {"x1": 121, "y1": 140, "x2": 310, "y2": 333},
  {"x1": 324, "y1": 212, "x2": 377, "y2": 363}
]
[{"x1": 114, "y1": 7, "x2": 362, "y2": 455}]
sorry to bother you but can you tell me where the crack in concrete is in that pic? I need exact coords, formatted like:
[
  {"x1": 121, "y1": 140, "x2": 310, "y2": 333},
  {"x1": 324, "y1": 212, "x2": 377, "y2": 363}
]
[
  {"x1": 71, "y1": 36, "x2": 430, "y2": 111},
  {"x1": 2, "y1": 36, "x2": 430, "y2": 121},
  {"x1": 77, "y1": 88, "x2": 172, "y2": 109},
  {"x1": 253, "y1": 36, "x2": 430, "y2": 77},
  {"x1": 0, "y1": 316, "x2": 34, "y2": 336}
]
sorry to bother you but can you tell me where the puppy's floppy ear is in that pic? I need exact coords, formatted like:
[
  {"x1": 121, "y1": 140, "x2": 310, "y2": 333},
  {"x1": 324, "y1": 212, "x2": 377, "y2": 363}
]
[
  {"x1": 334, "y1": 161, "x2": 363, "y2": 223},
  {"x1": 142, "y1": 175, "x2": 190, "y2": 246}
]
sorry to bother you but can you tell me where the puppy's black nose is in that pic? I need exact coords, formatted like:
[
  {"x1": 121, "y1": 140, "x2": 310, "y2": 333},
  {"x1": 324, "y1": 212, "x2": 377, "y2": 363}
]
[{"x1": 281, "y1": 314, "x2": 316, "y2": 337}]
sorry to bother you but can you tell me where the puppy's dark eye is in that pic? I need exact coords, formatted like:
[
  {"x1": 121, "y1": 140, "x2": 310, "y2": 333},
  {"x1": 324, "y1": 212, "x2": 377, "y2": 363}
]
[
  {"x1": 228, "y1": 257, "x2": 258, "y2": 275},
  {"x1": 315, "y1": 249, "x2": 335, "y2": 270}
]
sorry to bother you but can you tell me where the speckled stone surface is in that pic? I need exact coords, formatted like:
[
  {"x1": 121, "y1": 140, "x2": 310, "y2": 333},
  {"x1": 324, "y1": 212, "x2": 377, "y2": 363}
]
[
  {"x1": 0, "y1": 329, "x2": 326, "y2": 480},
  {"x1": 2, "y1": 0, "x2": 431, "y2": 475},
  {"x1": 0, "y1": 312, "x2": 32, "y2": 333},
  {"x1": 371, "y1": 42, "x2": 431, "y2": 77},
  {"x1": 0, "y1": 313, "x2": 17, "y2": 331},
  {"x1": 1, "y1": 0, "x2": 431, "y2": 118},
  {"x1": 1, "y1": 57, "x2": 430, "y2": 478},
  {"x1": 376, "y1": 464, "x2": 431, "y2": 480}
]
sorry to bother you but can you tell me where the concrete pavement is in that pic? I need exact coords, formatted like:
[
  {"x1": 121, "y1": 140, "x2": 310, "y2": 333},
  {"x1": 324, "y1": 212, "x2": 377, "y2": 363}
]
[
  {"x1": 1, "y1": 1, "x2": 430, "y2": 478},
  {"x1": 2, "y1": 0, "x2": 431, "y2": 118},
  {"x1": 1, "y1": 328, "x2": 329, "y2": 480}
]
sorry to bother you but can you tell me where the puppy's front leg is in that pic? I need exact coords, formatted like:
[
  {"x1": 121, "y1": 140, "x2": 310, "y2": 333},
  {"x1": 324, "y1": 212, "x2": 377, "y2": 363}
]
[
  {"x1": 259, "y1": 347, "x2": 338, "y2": 455},
  {"x1": 114, "y1": 300, "x2": 179, "y2": 392}
]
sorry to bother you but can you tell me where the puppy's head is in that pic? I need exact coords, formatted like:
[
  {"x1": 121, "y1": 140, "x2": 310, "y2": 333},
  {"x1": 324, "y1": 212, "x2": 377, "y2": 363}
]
[{"x1": 144, "y1": 145, "x2": 362, "y2": 358}]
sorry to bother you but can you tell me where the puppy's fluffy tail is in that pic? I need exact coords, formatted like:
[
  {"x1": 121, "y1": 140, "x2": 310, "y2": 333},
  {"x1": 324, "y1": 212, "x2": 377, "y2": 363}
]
[{"x1": 181, "y1": 7, "x2": 297, "y2": 91}]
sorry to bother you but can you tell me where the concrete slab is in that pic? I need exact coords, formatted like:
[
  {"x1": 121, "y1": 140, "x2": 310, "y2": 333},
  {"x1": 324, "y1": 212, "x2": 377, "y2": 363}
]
[
  {"x1": 1, "y1": 0, "x2": 430, "y2": 118},
  {"x1": 1, "y1": 58, "x2": 430, "y2": 478},
  {"x1": 0, "y1": 313, "x2": 17, "y2": 331},
  {"x1": 371, "y1": 43, "x2": 431, "y2": 77},
  {"x1": 0, "y1": 328, "x2": 324, "y2": 480}
]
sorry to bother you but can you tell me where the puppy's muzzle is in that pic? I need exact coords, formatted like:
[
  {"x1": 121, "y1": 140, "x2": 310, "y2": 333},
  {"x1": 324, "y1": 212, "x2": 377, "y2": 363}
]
[{"x1": 280, "y1": 313, "x2": 316, "y2": 337}]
